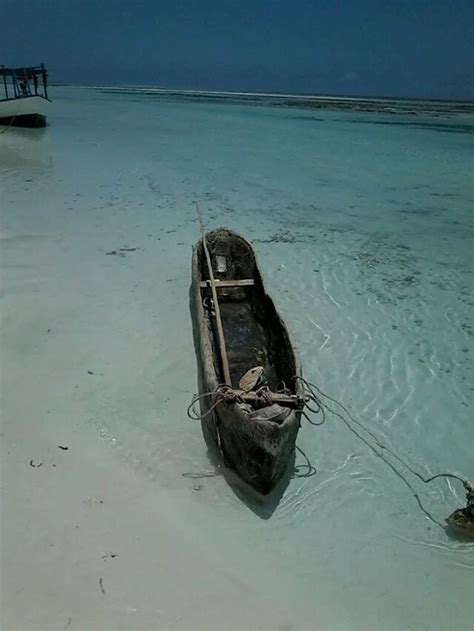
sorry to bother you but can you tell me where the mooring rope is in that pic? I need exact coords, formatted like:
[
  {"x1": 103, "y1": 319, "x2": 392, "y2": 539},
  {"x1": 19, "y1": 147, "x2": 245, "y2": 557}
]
[
  {"x1": 293, "y1": 445, "x2": 318, "y2": 478},
  {"x1": 298, "y1": 377, "x2": 467, "y2": 484},
  {"x1": 186, "y1": 376, "x2": 470, "y2": 528},
  {"x1": 293, "y1": 376, "x2": 470, "y2": 529},
  {"x1": 187, "y1": 384, "x2": 244, "y2": 421},
  {"x1": 182, "y1": 471, "x2": 218, "y2": 479}
]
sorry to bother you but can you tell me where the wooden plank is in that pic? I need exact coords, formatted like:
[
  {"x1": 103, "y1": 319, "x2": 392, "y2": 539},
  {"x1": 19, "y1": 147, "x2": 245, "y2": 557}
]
[
  {"x1": 240, "y1": 391, "x2": 304, "y2": 409},
  {"x1": 216, "y1": 391, "x2": 305, "y2": 409},
  {"x1": 200, "y1": 279, "x2": 255, "y2": 289},
  {"x1": 196, "y1": 202, "x2": 232, "y2": 387}
]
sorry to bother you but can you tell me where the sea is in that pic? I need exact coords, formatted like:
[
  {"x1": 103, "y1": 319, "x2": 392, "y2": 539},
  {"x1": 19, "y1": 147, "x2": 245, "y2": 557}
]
[{"x1": 1, "y1": 86, "x2": 473, "y2": 629}]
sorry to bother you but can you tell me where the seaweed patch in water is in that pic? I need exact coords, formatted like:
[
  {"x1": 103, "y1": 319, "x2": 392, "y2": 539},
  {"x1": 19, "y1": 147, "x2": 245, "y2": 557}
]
[
  {"x1": 430, "y1": 192, "x2": 459, "y2": 198},
  {"x1": 398, "y1": 208, "x2": 439, "y2": 216},
  {"x1": 338, "y1": 119, "x2": 474, "y2": 135},
  {"x1": 348, "y1": 236, "x2": 423, "y2": 304},
  {"x1": 253, "y1": 230, "x2": 314, "y2": 244},
  {"x1": 284, "y1": 115, "x2": 326, "y2": 123}
]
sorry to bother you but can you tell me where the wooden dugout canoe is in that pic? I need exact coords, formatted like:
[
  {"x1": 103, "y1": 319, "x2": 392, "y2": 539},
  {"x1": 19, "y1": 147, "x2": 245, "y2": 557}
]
[{"x1": 190, "y1": 228, "x2": 304, "y2": 494}]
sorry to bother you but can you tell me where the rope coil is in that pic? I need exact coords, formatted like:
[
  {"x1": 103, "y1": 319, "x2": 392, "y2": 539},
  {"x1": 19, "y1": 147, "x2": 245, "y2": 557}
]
[{"x1": 187, "y1": 384, "x2": 244, "y2": 421}]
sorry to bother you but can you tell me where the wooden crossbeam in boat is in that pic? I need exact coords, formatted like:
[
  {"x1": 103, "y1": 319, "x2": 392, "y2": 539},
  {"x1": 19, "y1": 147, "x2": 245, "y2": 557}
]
[
  {"x1": 236, "y1": 391, "x2": 305, "y2": 409},
  {"x1": 200, "y1": 279, "x2": 255, "y2": 289}
]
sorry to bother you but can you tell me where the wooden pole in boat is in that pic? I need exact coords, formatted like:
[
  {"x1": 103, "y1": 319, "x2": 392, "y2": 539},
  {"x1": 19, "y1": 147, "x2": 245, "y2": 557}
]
[{"x1": 196, "y1": 201, "x2": 232, "y2": 386}]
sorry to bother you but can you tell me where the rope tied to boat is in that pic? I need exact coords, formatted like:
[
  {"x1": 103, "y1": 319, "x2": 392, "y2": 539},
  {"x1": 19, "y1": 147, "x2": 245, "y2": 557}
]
[
  {"x1": 187, "y1": 374, "x2": 472, "y2": 532},
  {"x1": 187, "y1": 384, "x2": 245, "y2": 421},
  {"x1": 253, "y1": 385, "x2": 274, "y2": 408},
  {"x1": 186, "y1": 379, "x2": 321, "y2": 423},
  {"x1": 293, "y1": 376, "x2": 327, "y2": 426}
]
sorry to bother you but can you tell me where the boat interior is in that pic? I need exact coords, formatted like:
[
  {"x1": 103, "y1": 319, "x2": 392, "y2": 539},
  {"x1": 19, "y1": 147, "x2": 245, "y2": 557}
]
[{"x1": 198, "y1": 230, "x2": 298, "y2": 392}]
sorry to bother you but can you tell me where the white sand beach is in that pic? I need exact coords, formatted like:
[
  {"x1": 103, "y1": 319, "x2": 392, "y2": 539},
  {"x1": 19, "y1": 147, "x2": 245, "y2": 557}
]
[{"x1": 0, "y1": 174, "x2": 306, "y2": 631}]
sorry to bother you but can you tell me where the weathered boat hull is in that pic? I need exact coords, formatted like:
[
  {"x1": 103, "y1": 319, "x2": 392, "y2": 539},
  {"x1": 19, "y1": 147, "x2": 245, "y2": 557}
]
[
  {"x1": 190, "y1": 228, "x2": 303, "y2": 494},
  {"x1": 0, "y1": 96, "x2": 49, "y2": 128}
]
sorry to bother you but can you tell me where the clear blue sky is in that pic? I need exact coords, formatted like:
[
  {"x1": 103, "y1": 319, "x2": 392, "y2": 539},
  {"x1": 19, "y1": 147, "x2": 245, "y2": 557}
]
[{"x1": 2, "y1": 0, "x2": 473, "y2": 99}]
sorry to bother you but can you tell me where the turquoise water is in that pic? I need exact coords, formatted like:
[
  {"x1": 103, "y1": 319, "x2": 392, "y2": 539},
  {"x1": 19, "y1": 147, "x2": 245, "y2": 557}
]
[{"x1": 2, "y1": 87, "x2": 473, "y2": 629}]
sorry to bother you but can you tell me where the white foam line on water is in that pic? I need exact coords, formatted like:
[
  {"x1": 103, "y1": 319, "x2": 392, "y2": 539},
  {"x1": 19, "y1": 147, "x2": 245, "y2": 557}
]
[
  {"x1": 396, "y1": 535, "x2": 474, "y2": 566},
  {"x1": 412, "y1": 410, "x2": 424, "y2": 429},
  {"x1": 278, "y1": 453, "x2": 361, "y2": 520},
  {"x1": 388, "y1": 352, "x2": 402, "y2": 395},
  {"x1": 84, "y1": 85, "x2": 416, "y2": 104},
  {"x1": 384, "y1": 406, "x2": 403, "y2": 426},
  {"x1": 347, "y1": 348, "x2": 370, "y2": 380},
  {"x1": 446, "y1": 478, "x2": 462, "y2": 501},
  {"x1": 308, "y1": 317, "x2": 330, "y2": 350},
  {"x1": 324, "y1": 289, "x2": 342, "y2": 308}
]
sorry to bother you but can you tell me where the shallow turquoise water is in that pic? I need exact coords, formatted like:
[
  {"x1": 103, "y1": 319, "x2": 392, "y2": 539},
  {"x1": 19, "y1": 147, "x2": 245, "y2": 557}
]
[{"x1": 1, "y1": 87, "x2": 473, "y2": 629}]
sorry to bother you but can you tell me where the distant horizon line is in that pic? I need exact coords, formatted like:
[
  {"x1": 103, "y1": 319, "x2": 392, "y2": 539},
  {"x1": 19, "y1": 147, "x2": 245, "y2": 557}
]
[{"x1": 49, "y1": 83, "x2": 474, "y2": 104}]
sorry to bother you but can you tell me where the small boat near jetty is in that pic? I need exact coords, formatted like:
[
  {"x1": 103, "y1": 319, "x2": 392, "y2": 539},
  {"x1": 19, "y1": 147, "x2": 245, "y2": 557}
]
[
  {"x1": 0, "y1": 64, "x2": 50, "y2": 127},
  {"x1": 190, "y1": 227, "x2": 305, "y2": 494}
]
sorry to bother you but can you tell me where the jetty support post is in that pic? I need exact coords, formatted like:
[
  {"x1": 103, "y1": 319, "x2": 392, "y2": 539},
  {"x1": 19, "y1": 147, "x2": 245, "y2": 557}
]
[
  {"x1": 1, "y1": 65, "x2": 8, "y2": 99},
  {"x1": 41, "y1": 63, "x2": 48, "y2": 100}
]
